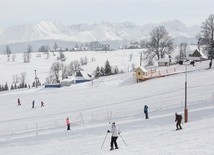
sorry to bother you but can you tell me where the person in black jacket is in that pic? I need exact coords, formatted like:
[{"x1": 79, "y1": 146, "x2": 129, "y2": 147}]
[
  {"x1": 144, "y1": 105, "x2": 149, "y2": 119},
  {"x1": 175, "y1": 113, "x2": 182, "y2": 130}
]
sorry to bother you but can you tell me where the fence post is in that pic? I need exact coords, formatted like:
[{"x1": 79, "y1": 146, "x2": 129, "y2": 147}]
[{"x1": 80, "y1": 112, "x2": 84, "y2": 124}]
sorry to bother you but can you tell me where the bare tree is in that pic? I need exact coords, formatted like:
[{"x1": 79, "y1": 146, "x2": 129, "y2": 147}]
[
  {"x1": 59, "y1": 51, "x2": 65, "y2": 60},
  {"x1": 23, "y1": 45, "x2": 32, "y2": 63},
  {"x1": 12, "y1": 54, "x2": 16, "y2": 62},
  {"x1": 145, "y1": 26, "x2": 174, "y2": 62},
  {"x1": 176, "y1": 42, "x2": 187, "y2": 62},
  {"x1": 61, "y1": 64, "x2": 68, "y2": 80},
  {"x1": 53, "y1": 43, "x2": 58, "y2": 56},
  {"x1": 12, "y1": 74, "x2": 19, "y2": 84},
  {"x1": 201, "y1": 14, "x2": 214, "y2": 67},
  {"x1": 50, "y1": 62, "x2": 62, "y2": 83},
  {"x1": 201, "y1": 14, "x2": 214, "y2": 43},
  {"x1": 6, "y1": 45, "x2": 11, "y2": 61},
  {"x1": 20, "y1": 72, "x2": 26, "y2": 88}
]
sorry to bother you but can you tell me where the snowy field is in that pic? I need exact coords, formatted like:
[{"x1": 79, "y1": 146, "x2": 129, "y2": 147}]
[{"x1": 0, "y1": 50, "x2": 214, "y2": 155}]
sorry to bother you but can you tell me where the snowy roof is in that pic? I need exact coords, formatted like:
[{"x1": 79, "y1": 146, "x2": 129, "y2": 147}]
[
  {"x1": 158, "y1": 58, "x2": 169, "y2": 63},
  {"x1": 74, "y1": 70, "x2": 92, "y2": 80},
  {"x1": 189, "y1": 50, "x2": 207, "y2": 59},
  {"x1": 136, "y1": 66, "x2": 148, "y2": 72},
  {"x1": 61, "y1": 76, "x2": 76, "y2": 82}
]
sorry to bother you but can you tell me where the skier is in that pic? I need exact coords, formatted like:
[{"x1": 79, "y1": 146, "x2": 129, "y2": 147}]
[
  {"x1": 190, "y1": 60, "x2": 195, "y2": 66},
  {"x1": 144, "y1": 105, "x2": 149, "y2": 119},
  {"x1": 209, "y1": 60, "x2": 212, "y2": 69},
  {"x1": 32, "y1": 100, "x2": 35, "y2": 108},
  {"x1": 107, "y1": 122, "x2": 121, "y2": 150},
  {"x1": 175, "y1": 113, "x2": 182, "y2": 130},
  {"x1": 41, "y1": 101, "x2": 44, "y2": 107},
  {"x1": 66, "y1": 117, "x2": 70, "y2": 130},
  {"x1": 17, "y1": 98, "x2": 21, "y2": 106}
]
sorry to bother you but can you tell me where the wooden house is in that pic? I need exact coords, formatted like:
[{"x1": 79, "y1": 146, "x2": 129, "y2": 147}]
[{"x1": 135, "y1": 66, "x2": 148, "y2": 82}]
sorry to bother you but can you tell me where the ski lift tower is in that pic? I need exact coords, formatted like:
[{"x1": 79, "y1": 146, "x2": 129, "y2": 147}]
[
  {"x1": 34, "y1": 70, "x2": 39, "y2": 88},
  {"x1": 184, "y1": 65, "x2": 188, "y2": 123}
]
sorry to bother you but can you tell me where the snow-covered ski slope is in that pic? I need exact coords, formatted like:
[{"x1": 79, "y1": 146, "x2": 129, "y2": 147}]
[{"x1": 0, "y1": 51, "x2": 214, "y2": 155}]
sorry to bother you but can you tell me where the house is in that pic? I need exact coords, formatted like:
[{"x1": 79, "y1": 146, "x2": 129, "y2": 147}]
[
  {"x1": 158, "y1": 58, "x2": 170, "y2": 66},
  {"x1": 60, "y1": 70, "x2": 92, "y2": 86},
  {"x1": 60, "y1": 76, "x2": 76, "y2": 86},
  {"x1": 134, "y1": 66, "x2": 148, "y2": 82},
  {"x1": 74, "y1": 70, "x2": 92, "y2": 83},
  {"x1": 188, "y1": 49, "x2": 207, "y2": 61}
]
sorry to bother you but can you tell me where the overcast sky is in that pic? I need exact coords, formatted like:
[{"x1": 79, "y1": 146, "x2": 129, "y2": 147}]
[{"x1": 0, "y1": 0, "x2": 213, "y2": 28}]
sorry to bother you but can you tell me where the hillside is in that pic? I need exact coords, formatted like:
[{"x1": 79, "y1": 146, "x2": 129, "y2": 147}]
[{"x1": 0, "y1": 50, "x2": 214, "y2": 154}]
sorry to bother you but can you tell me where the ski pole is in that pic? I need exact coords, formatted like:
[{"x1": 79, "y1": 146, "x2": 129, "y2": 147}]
[
  {"x1": 119, "y1": 134, "x2": 128, "y2": 146},
  {"x1": 101, "y1": 132, "x2": 108, "y2": 149}
]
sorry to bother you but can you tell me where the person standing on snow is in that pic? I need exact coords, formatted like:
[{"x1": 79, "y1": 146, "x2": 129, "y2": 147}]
[
  {"x1": 66, "y1": 117, "x2": 70, "y2": 130},
  {"x1": 41, "y1": 101, "x2": 44, "y2": 107},
  {"x1": 17, "y1": 98, "x2": 21, "y2": 106},
  {"x1": 175, "y1": 113, "x2": 182, "y2": 130},
  {"x1": 32, "y1": 100, "x2": 35, "y2": 108},
  {"x1": 144, "y1": 105, "x2": 149, "y2": 119},
  {"x1": 107, "y1": 122, "x2": 121, "y2": 150}
]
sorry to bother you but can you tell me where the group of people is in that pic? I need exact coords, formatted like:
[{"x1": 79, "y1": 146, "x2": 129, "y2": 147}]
[
  {"x1": 65, "y1": 104, "x2": 183, "y2": 151},
  {"x1": 17, "y1": 98, "x2": 44, "y2": 108},
  {"x1": 143, "y1": 105, "x2": 182, "y2": 129}
]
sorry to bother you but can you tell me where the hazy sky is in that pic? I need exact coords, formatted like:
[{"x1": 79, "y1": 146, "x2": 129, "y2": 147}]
[{"x1": 0, "y1": 0, "x2": 213, "y2": 28}]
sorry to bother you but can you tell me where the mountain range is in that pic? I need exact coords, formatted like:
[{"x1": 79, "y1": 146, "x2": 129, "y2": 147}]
[{"x1": 0, "y1": 20, "x2": 200, "y2": 52}]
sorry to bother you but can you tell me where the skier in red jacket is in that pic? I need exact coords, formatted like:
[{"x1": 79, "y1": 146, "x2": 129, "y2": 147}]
[{"x1": 66, "y1": 117, "x2": 70, "y2": 130}]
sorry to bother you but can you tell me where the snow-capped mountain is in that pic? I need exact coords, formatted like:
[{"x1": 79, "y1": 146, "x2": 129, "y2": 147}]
[{"x1": 0, "y1": 20, "x2": 200, "y2": 45}]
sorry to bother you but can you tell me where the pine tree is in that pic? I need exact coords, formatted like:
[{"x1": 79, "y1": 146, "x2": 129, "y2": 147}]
[
  {"x1": 100, "y1": 67, "x2": 105, "y2": 76},
  {"x1": 5, "y1": 83, "x2": 9, "y2": 91},
  {"x1": 11, "y1": 84, "x2": 14, "y2": 90},
  {"x1": 14, "y1": 83, "x2": 17, "y2": 89},
  {"x1": 95, "y1": 66, "x2": 101, "y2": 77},
  {"x1": 104, "y1": 60, "x2": 112, "y2": 76}
]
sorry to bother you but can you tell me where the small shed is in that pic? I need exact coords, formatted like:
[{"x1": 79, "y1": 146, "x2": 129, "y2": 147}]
[
  {"x1": 60, "y1": 76, "x2": 76, "y2": 86},
  {"x1": 135, "y1": 66, "x2": 148, "y2": 82},
  {"x1": 158, "y1": 58, "x2": 170, "y2": 66},
  {"x1": 188, "y1": 50, "x2": 207, "y2": 61}
]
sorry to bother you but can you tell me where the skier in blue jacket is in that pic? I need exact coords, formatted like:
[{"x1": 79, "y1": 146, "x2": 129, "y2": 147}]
[{"x1": 144, "y1": 105, "x2": 149, "y2": 119}]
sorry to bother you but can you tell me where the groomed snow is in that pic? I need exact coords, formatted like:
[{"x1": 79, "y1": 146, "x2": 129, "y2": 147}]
[{"x1": 0, "y1": 50, "x2": 214, "y2": 155}]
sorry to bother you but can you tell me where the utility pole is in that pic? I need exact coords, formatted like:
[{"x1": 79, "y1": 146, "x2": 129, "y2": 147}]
[
  {"x1": 140, "y1": 52, "x2": 143, "y2": 66},
  {"x1": 184, "y1": 65, "x2": 188, "y2": 123},
  {"x1": 34, "y1": 70, "x2": 38, "y2": 88}
]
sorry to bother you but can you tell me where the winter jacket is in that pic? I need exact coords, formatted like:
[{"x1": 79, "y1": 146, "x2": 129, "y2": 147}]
[
  {"x1": 110, "y1": 125, "x2": 121, "y2": 137},
  {"x1": 175, "y1": 114, "x2": 182, "y2": 122},
  {"x1": 144, "y1": 105, "x2": 148, "y2": 113},
  {"x1": 66, "y1": 119, "x2": 70, "y2": 125}
]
